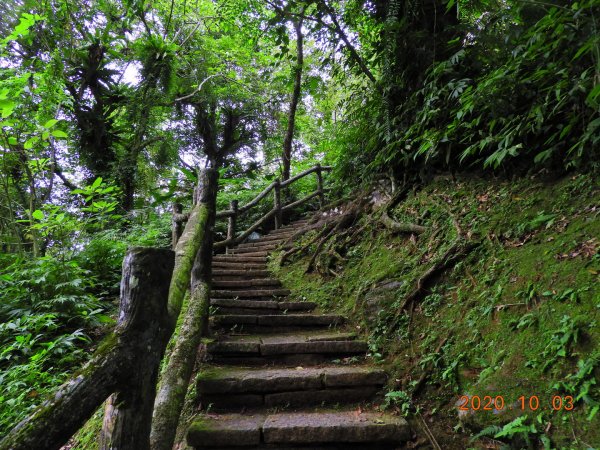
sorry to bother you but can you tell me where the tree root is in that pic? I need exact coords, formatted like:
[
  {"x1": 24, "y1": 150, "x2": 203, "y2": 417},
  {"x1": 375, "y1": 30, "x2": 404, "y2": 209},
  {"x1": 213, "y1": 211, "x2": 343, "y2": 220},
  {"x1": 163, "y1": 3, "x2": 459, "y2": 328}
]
[
  {"x1": 395, "y1": 238, "x2": 478, "y2": 317},
  {"x1": 280, "y1": 195, "x2": 368, "y2": 273},
  {"x1": 380, "y1": 210, "x2": 426, "y2": 234},
  {"x1": 279, "y1": 222, "x2": 336, "y2": 266},
  {"x1": 306, "y1": 225, "x2": 338, "y2": 272}
]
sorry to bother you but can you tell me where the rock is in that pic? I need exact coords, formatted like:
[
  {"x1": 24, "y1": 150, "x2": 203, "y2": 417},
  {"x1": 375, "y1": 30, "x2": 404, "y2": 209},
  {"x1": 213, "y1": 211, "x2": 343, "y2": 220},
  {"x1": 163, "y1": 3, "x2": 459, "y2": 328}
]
[{"x1": 360, "y1": 280, "x2": 405, "y2": 329}]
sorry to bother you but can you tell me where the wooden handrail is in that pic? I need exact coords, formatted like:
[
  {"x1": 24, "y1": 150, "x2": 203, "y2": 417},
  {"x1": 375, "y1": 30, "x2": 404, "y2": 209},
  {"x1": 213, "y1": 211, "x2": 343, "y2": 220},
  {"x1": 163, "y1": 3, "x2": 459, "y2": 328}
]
[
  {"x1": 214, "y1": 165, "x2": 332, "y2": 219},
  {"x1": 280, "y1": 164, "x2": 331, "y2": 188},
  {"x1": 173, "y1": 164, "x2": 332, "y2": 251},
  {"x1": 238, "y1": 181, "x2": 278, "y2": 214},
  {"x1": 214, "y1": 207, "x2": 278, "y2": 249},
  {"x1": 281, "y1": 189, "x2": 326, "y2": 213}
]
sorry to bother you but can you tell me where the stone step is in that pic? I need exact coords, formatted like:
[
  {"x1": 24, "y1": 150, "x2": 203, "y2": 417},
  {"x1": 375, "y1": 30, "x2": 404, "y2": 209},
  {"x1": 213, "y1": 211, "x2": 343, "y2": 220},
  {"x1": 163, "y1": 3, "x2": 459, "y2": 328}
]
[
  {"x1": 212, "y1": 279, "x2": 281, "y2": 289},
  {"x1": 212, "y1": 269, "x2": 271, "y2": 280},
  {"x1": 268, "y1": 228, "x2": 300, "y2": 236},
  {"x1": 212, "y1": 261, "x2": 267, "y2": 270},
  {"x1": 187, "y1": 411, "x2": 410, "y2": 448},
  {"x1": 212, "y1": 314, "x2": 343, "y2": 333},
  {"x1": 226, "y1": 250, "x2": 271, "y2": 257},
  {"x1": 249, "y1": 234, "x2": 294, "y2": 244},
  {"x1": 211, "y1": 289, "x2": 290, "y2": 298},
  {"x1": 211, "y1": 299, "x2": 316, "y2": 316},
  {"x1": 235, "y1": 241, "x2": 283, "y2": 250},
  {"x1": 214, "y1": 255, "x2": 268, "y2": 263},
  {"x1": 196, "y1": 366, "x2": 386, "y2": 409},
  {"x1": 207, "y1": 331, "x2": 365, "y2": 365}
]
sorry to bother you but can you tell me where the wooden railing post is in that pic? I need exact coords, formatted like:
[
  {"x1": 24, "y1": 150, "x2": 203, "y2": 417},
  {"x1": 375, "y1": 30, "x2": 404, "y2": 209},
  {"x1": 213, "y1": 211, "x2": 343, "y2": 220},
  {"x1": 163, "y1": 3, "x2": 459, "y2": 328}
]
[
  {"x1": 274, "y1": 179, "x2": 282, "y2": 229},
  {"x1": 315, "y1": 163, "x2": 325, "y2": 208},
  {"x1": 227, "y1": 200, "x2": 238, "y2": 254},
  {"x1": 172, "y1": 203, "x2": 184, "y2": 249},
  {"x1": 100, "y1": 248, "x2": 175, "y2": 450},
  {"x1": 150, "y1": 168, "x2": 219, "y2": 450},
  {"x1": 0, "y1": 248, "x2": 174, "y2": 450}
]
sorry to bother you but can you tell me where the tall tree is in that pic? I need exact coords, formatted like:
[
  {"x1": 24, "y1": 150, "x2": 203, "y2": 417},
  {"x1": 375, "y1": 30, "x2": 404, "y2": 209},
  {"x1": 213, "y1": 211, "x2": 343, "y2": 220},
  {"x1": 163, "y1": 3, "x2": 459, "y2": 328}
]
[{"x1": 282, "y1": 13, "x2": 304, "y2": 181}]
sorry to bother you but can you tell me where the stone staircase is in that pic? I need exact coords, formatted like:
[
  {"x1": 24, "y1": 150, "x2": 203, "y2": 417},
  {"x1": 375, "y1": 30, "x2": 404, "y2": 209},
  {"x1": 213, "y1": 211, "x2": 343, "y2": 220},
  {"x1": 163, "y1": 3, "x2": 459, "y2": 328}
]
[{"x1": 186, "y1": 219, "x2": 410, "y2": 449}]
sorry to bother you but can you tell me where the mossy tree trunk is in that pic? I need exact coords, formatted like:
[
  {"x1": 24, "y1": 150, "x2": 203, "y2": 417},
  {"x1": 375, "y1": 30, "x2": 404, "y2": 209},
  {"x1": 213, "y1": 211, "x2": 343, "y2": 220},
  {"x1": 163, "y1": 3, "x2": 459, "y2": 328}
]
[
  {"x1": 282, "y1": 13, "x2": 304, "y2": 182},
  {"x1": 0, "y1": 247, "x2": 174, "y2": 450},
  {"x1": 150, "y1": 168, "x2": 218, "y2": 450}
]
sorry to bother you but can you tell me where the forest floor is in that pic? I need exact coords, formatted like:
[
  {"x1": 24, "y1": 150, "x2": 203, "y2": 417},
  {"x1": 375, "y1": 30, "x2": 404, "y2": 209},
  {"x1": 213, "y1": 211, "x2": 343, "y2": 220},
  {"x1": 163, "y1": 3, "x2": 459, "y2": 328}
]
[{"x1": 270, "y1": 171, "x2": 599, "y2": 449}]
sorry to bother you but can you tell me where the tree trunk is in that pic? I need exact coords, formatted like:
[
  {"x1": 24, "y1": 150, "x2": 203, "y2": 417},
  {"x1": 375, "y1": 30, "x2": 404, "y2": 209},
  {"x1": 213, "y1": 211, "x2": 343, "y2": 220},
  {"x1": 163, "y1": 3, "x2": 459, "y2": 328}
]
[
  {"x1": 99, "y1": 248, "x2": 175, "y2": 450},
  {"x1": 0, "y1": 247, "x2": 174, "y2": 450},
  {"x1": 282, "y1": 15, "x2": 304, "y2": 181},
  {"x1": 150, "y1": 169, "x2": 219, "y2": 450}
]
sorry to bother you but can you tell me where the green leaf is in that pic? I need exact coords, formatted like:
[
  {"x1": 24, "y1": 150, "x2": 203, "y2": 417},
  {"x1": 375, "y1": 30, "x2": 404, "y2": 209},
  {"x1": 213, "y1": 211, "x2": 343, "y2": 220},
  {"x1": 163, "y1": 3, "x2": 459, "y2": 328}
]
[
  {"x1": 91, "y1": 177, "x2": 103, "y2": 189},
  {"x1": 179, "y1": 167, "x2": 197, "y2": 182},
  {"x1": 585, "y1": 84, "x2": 600, "y2": 107},
  {"x1": 0, "y1": 98, "x2": 15, "y2": 118},
  {"x1": 51, "y1": 130, "x2": 68, "y2": 139},
  {"x1": 43, "y1": 119, "x2": 59, "y2": 129},
  {"x1": 31, "y1": 210, "x2": 44, "y2": 220},
  {"x1": 24, "y1": 137, "x2": 38, "y2": 149}
]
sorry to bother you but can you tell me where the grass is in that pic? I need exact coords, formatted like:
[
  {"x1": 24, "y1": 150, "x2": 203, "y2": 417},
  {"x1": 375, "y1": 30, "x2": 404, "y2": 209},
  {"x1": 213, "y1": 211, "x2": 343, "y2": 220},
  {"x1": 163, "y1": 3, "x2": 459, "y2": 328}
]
[{"x1": 271, "y1": 172, "x2": 599, "y2": 449}]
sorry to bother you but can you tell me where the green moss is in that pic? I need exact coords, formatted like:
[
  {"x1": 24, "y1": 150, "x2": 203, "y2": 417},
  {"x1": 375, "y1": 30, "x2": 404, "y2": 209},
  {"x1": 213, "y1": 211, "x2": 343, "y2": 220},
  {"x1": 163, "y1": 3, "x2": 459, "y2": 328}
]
[
  {"x1": 187, "y1": 418, "x2": 214, "y2": 433},
  {"x1": 195, "y1": 367, "x2": 231, "y2": 381},
  {"x1": 69, "y1": 406, "x2": 103, "y2": 450}
]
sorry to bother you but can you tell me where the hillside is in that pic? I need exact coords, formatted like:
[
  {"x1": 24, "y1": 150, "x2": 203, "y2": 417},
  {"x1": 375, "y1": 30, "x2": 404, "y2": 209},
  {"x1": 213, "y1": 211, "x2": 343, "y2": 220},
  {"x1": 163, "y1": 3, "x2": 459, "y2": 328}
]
[{"x1": 272, "y1": 172, "x2": 599, "y2": 449}]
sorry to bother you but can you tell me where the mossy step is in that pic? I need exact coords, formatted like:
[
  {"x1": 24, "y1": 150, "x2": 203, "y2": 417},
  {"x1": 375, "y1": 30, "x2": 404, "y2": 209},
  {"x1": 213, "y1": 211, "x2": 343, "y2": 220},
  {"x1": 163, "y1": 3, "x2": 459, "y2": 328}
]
[
  {"x1": 250, "y1": 234, "x2": 294, "y2": 244},
  {"x1": 231, "y1": 245, "x2": 291, "y2": 254},
  {"x1": 213, "y1": 255, "x2": 269, "y2": 263},
  {"x1": 207, "y1": 331, "x2": 365, "y2": 357},
  {"x1": 234, "y1": 242, "x2": 286, "y2": 250},
  {"x1": 211, "y1": 299, "x2": 316, "y2": 315},
  {"x1": 211, "y1": 289, "x2": 290, "y2": 298},
  {"x1": 200, "y1": 386, "x2": 381, "y2": 410},
  {"x1": 212, "y1": 262, "x2": 267, "y2": 270},
  {"x1": 212, "y1": 279, "x2": 281, "y2": 289},
  {"x1": 197, "y1": 364, "x2": 384, "y2": 408},
  {"x1": 212, "y1": 269, "x2": 271, "y2": 280},
  {"x1": 212, "y1": 314, "x2": 343, "y2": 329},
  {"x1": 187, "y1": 411, "x2": 410, "y2": 448},
  {"x1": 197, "y1": 365, "x2": 387, "y2": 394},
  {"x1": 267, "y1": 228, "x2": 300, "y2": 236},
  {"x1": 226, "y1": 250, "x2": 271, "y2": 257}
]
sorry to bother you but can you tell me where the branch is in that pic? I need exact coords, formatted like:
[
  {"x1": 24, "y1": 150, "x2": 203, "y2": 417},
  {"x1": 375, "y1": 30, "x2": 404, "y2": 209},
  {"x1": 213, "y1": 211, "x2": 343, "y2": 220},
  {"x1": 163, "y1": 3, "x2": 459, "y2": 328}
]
[
  {"x1": 396, "y1": 239, "x2": 478, "y2": 314},
  {"x1": 53, "y1": 166, "x2": 80, "y2": 192},
  {"x1": 320, "y1": 0, "x2": 377, "y2": 85},
  {"x1": 175, "y1": 74, "x2": 222, "y2": 102},
  {"x1": 264, "y1": 0, "x2": 378, "y2": 87}
]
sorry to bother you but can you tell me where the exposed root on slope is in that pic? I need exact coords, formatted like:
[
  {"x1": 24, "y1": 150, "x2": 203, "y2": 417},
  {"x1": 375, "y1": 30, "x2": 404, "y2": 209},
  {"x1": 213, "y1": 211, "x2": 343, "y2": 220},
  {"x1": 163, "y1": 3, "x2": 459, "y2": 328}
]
[
  {"x1": 392, "y1": 196, "x2": 480, "y2": 328},
  {"x1": 280, "y1": 189, "x2": 427, "y2": 276}
]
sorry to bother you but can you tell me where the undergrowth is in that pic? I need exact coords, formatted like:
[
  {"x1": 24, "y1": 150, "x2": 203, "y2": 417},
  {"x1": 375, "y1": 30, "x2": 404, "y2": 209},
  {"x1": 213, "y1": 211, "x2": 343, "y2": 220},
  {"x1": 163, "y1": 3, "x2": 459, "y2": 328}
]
[{"x1": 272, "y1": 172, "x2": 599, "y2": 449}]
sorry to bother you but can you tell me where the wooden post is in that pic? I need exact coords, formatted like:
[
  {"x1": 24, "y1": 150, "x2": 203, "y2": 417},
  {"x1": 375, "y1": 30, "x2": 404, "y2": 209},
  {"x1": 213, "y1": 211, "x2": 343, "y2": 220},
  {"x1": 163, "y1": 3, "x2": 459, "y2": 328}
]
[
  {"x1": 226, "y1": 200, "x2": 238, "y2": 253},
  {"x1": 274, "y1": 179, "x2": 282, "y2": 229},
  {"x1": 0, "y1": 248, "x2": 174, "y2": 450},
  {"x1": 172, "y1": 203, "x2": 184, "y2": 249},
  {"x1": 100, "y1": 248, "x2": 175, "y2": 450},
  {"x1": 150, "y1": 168, "x2": 219, "y2": 450},
  {"x1": 315, "y1": 163, "x2": 325, "y2": 208}
]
